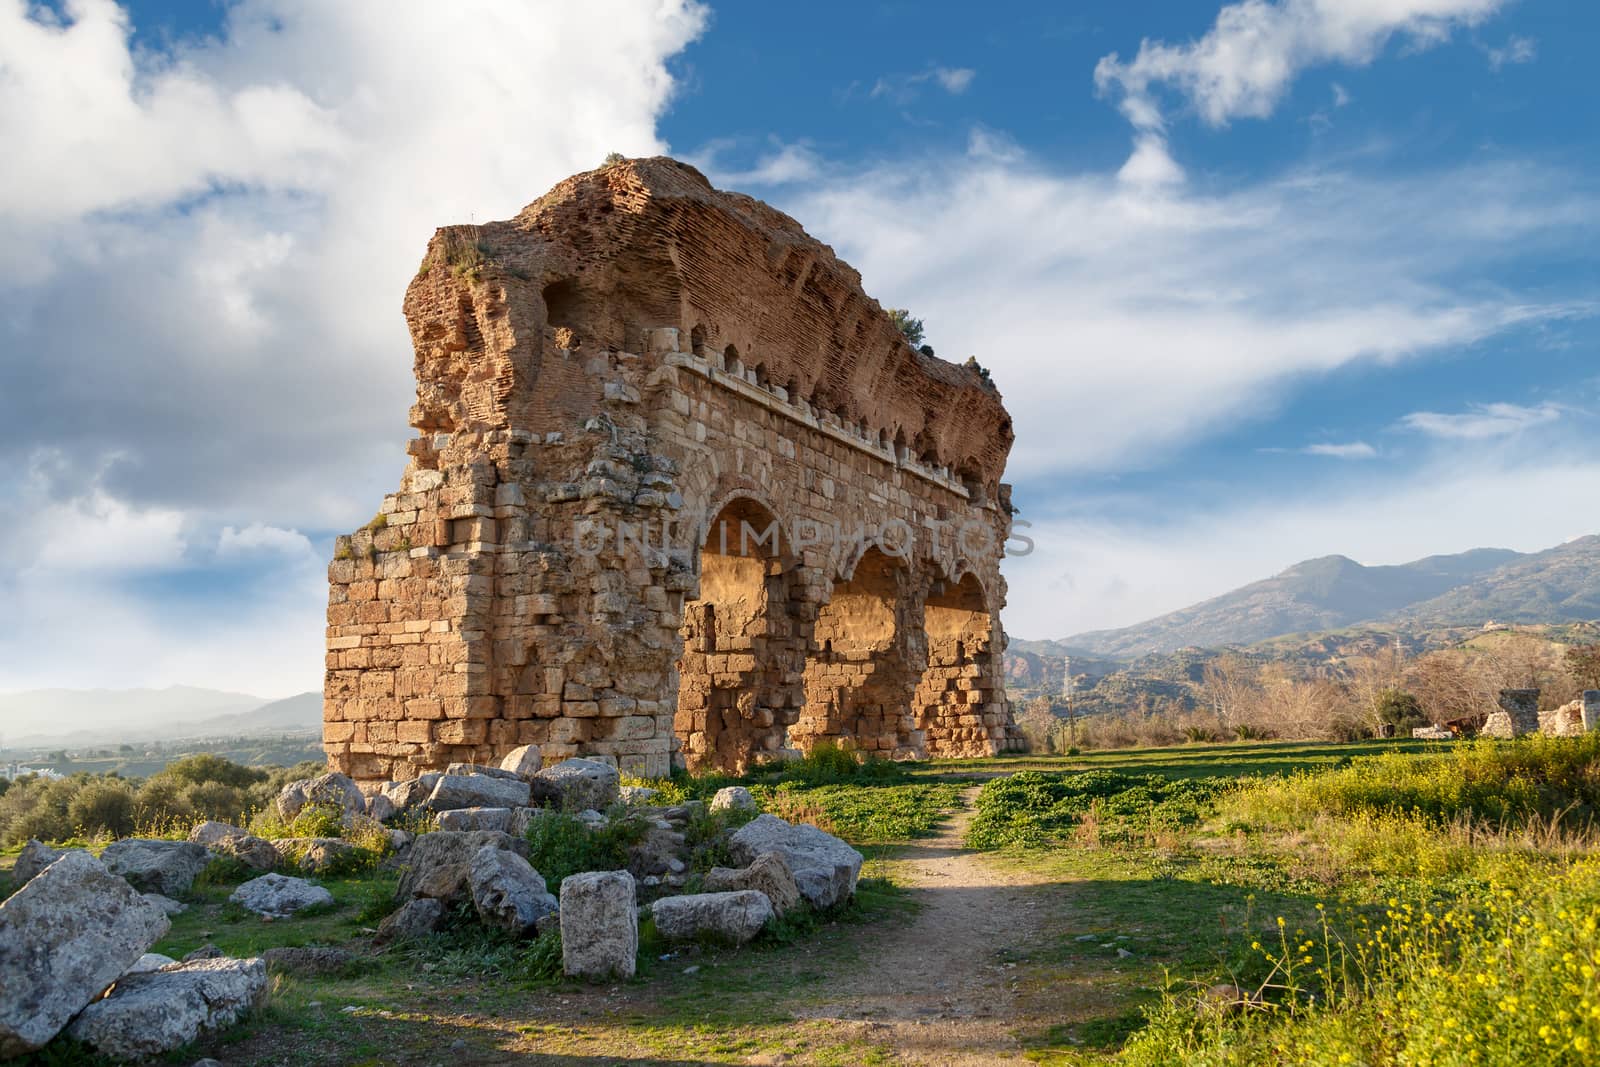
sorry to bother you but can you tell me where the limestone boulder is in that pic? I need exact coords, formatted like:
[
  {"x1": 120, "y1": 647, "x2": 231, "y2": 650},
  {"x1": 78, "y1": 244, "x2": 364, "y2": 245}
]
[
  {"x1": 142, "y1": 893, "x2": 188, "y2": 916},
  {"x1": 101, "y1": 839, "x2": 211, "y2": 896},
  {"x1": 189, "y1": 820, "x2": 279, "y2": 873},
  {"x1": 395, "y1": 830, "x2": 527, "y2": 902},
  {"x1": 436, "y1": 806, "x2": 513, "y2": 833},
  {"x1": 620, "y1": 785, "x2": 659, "y2": 805},
  {"x1": 651, "y1": 890, "x2": 772, "y2": 945},
  {"x1": 277, "y1": 771, "x2": 366, "y2": 821},
  {"x1": 531, "y1": 758, "x2": 620, "y2": 812},
  {"x1": 469, "y1": 845, "x2": 558, "y2": 937},
  {"x1": 12, "y1": 839, "x2": 80, "y2": 886},
  {"x1": 380, "y1": 774, "x2": 441, "y2": 814},
  {"x1": 125, "y1": 952, "x2": 176, "y2": 975},
  {"x1": 500, "y1": 743, "x2": 543, "y2": 778},
  {"x1": 709, "y1": 786, "x2": 757, "y2": 813},
  {"x1": 0, "y1": 851, "x2": 171, "y2": 1057},
  {"x1": 374, "y1": 897, "x2": 446, "y2": 945},
  {"x1": 560, "y1": 870, "x2": 637, "y2": 980},
  {"x1": 728, "y1": 814, "x2": 863, "y2": 910},
  {"x1": 427, "y1": 773, "x2": 531, "y2": 812},
  {"x1": 230, "y1": 873, "x2": 334, "y2": 918},
  {"x1": 66, "y1": 957, "x2": 268, "y2": 1061},
  {"x1": 447, "y1": 762, "x2": 526, "y2": 781},
  {"x1": 365, "y1": 792, "x2": 398, "y2": 823},
  {"x1": 704, "y1": 852, "x2": 802, "y2": 917},
  {"x1": 626, "y1": 824, "x2": 689, "y2": 879}
]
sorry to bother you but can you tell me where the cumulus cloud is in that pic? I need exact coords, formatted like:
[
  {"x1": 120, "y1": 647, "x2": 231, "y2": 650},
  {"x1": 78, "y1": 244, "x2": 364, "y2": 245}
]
[
  {"x1": 0, "y1": 0, "x2": 707, "y2": 693},
  {"x1": 1094, "y1": 0, "x2": 1505, "y2": 177},
  {"x1": 1399, "y1": 401, "x2": 1564, "y2": 439}
]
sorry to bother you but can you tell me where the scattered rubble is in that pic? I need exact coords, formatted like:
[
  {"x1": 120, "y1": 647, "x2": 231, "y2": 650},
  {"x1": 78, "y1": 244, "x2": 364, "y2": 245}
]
[
  {"x1": 729, "y1": 813, "x2": 864, "y2": 909},
  {"x1": 561, "y1": 870, "x2": 638, "y2": 980},
  {"x1": 705, "y1": 852, "x2": 802, "y2": 918},
  {"x1": 66, "y1": 957, "x2": 268, "y2": 1061},
  {"x1": 230, "y1": 873, "x2": 335, "y2": 918},
  {"x1": 100, "y1": 838, "x2": 210, "y2": 896},
  {"x1": 651, "y1": 890, "x2": 773, "y2": 945},
  {"x1": 0, "y1": 851, "x2": 171, "y2": 1056},
  {"x1": 468, "y1": 845, "x2": 559, "y2": 937}
]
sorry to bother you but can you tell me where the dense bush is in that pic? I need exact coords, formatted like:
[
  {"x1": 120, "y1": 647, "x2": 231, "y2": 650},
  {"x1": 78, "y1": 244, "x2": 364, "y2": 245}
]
[
  {"x1": 0, "y1": 755, "x2": 326, "y2": 846},
  {"x1": 1373, "y1": 687, "x2": 1428, "y2": 732}
]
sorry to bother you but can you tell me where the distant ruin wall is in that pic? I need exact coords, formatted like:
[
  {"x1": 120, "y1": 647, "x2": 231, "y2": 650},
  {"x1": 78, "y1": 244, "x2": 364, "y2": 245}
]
[{"x1": 324, "y1": 158, "x2": 1021, "y2": 782}]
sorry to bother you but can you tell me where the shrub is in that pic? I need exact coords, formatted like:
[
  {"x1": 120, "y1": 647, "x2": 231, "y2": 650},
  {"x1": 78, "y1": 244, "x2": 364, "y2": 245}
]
[
  {"x1": 887, "y1": 308, "x2": 925, "y2": 347},
  {"x1": 1374, "y1": 687, "x2": 1429, "y2": 732},
  {"x1": 524, "y1": 808, "x2": 648, "y2": 886},
  {"x1": 65, "y1": 779, "x2": 136, "y2": 839}
]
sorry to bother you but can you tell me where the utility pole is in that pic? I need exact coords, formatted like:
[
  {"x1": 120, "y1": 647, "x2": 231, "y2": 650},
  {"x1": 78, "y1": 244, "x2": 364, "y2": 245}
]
[{"x1": 1062, "y1": 655, "x2": 1077, "y2": 746}]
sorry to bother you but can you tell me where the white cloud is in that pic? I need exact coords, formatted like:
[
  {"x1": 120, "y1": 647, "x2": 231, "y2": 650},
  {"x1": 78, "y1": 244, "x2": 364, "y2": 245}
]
[
  {"x1": 29, "y1": 489, "x2": 188, "y2": 575},
  {"x1": 0, "y1": 0, "x2": 704, "y2": 517},
  {"x1": 870, "y1": 65, "x2": 977, "y2": 104},
  {"x1": 781, "y1": 147, "x2": 1595, "y2": 479},
  {"x1": 1304, "y1": 441, "x2": 1377, "y2": 459},
  {"x1": 1003, "y1": 451, "x2": 1600, "y2": 640},
  {"x1": 1399, "y1": 401, "x2": 1564, "y2": 439},
  {"x1": 1486, "y1": 34, "x2": 1537, "y2": 71},
  {"x1": 218, "y1": 523, "x2": 316, "y2": 559},
  {"x1": 933, "y1": 67, "x2": 977, "y2": 94},
  {"x1": 1094, "y1": 0, "x2": 1504, "y2": 175},
  {"x1": 1117, "y1": 135, "x2": 1186, "y2": 186},
  {"x1": 1331, "y1": 82, "x2": 1351, "y2": 108},
  {"x1": 0, "y1": 0, "x2": 707, "y2": 693},
  {"x1": 693, "y1": 140, "x2": 822, "y2": 186}
]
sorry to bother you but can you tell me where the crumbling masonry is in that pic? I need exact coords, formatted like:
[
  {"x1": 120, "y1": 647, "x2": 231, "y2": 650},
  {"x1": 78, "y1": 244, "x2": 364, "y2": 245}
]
[{"x1": 324, "y1": 157, "x2": 1022, "y2": 782}]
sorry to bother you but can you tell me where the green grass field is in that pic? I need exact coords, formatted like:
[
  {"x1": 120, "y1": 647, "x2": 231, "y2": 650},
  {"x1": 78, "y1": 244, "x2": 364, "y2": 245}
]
[{"x1": 5, "y1": 735, "x2": 1595, "y2": 1065}]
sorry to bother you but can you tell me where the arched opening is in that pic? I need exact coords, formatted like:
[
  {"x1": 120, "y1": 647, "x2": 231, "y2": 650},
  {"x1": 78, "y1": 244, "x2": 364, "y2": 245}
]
[
  {"x1": 795, "y1": 548, "x2": 922, "y2": 757},
  {"x1": 723, "y1": 344, "x2": 742, "y2": 376},
  {"x1": 914, "y1": 573, "x2": 1000, "y2": 758},
  {"x1": 690, "y1": 324, "x2": 707, "y2": 355},
  {"x1": 674, "y1": 498, "x2": 798, "y2": 771},
  {"x1": 543, "y1": 279, "x2": 583, "y2": 350}
]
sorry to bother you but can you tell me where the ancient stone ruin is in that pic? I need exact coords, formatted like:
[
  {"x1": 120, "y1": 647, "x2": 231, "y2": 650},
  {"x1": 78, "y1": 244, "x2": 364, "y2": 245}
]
[{"x1": 324, "y1": 157, "x2": 1022, "y2": 783}]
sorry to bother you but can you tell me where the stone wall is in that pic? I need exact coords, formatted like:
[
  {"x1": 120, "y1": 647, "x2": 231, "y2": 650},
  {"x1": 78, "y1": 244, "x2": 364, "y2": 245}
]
[{"x1": 324, "y1": 157, "x2": 1022, "y2": 783}]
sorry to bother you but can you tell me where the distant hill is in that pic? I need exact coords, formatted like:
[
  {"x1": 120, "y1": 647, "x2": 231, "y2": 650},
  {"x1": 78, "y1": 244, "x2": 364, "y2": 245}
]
[
  {"x1": 1062, "y1": 547, "x2": 1525, "y2": 658},
  {"x1": 181, "y1": 691, "x2": 322, "y2": 738},
  {"x1": 1392, "y1": 536, "x2": 1600, "y2": 628},
  {"x1": 0, "y1": 686, "x2": 320, "y2": 747}
]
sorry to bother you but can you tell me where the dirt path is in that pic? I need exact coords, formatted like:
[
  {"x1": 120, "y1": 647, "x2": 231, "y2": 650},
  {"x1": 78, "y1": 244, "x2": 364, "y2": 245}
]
[{"x1": 794, "y1": 786, "x2": 1061, "y2": 1065}]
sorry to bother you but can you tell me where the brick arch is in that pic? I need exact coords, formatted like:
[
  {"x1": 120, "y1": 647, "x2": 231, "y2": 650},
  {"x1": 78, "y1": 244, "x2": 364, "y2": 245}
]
[
  {"x1": 793, "y1": 546, "x2": 925, "y2": 758},
  {"x1": 915, "y1": 572, "x2": 1004, "y2": 757},
  {"x1": 673, "y1": 494, "x2": 806, "y2": 772}
]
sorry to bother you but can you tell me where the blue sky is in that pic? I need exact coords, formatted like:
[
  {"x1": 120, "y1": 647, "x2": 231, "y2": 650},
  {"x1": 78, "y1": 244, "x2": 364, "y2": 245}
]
[{"x1": 2, "y1": 0, "x2": 1598, "y2": 695}]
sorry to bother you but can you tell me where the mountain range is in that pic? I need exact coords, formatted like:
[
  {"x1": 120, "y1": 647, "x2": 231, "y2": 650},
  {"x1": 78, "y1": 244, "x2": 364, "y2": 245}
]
[
  {"x1": 0, "y1": 686, "x2": 322, "y2": 748},
  {"x1": 1056, "y1": 535, "x2": 1600, "y2": 659}
]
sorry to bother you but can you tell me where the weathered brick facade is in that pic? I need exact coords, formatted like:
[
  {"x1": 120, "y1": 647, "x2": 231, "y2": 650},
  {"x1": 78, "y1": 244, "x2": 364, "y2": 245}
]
[{"x1": 324, "y1": 157, "x2": 1021, "y2": 781}]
